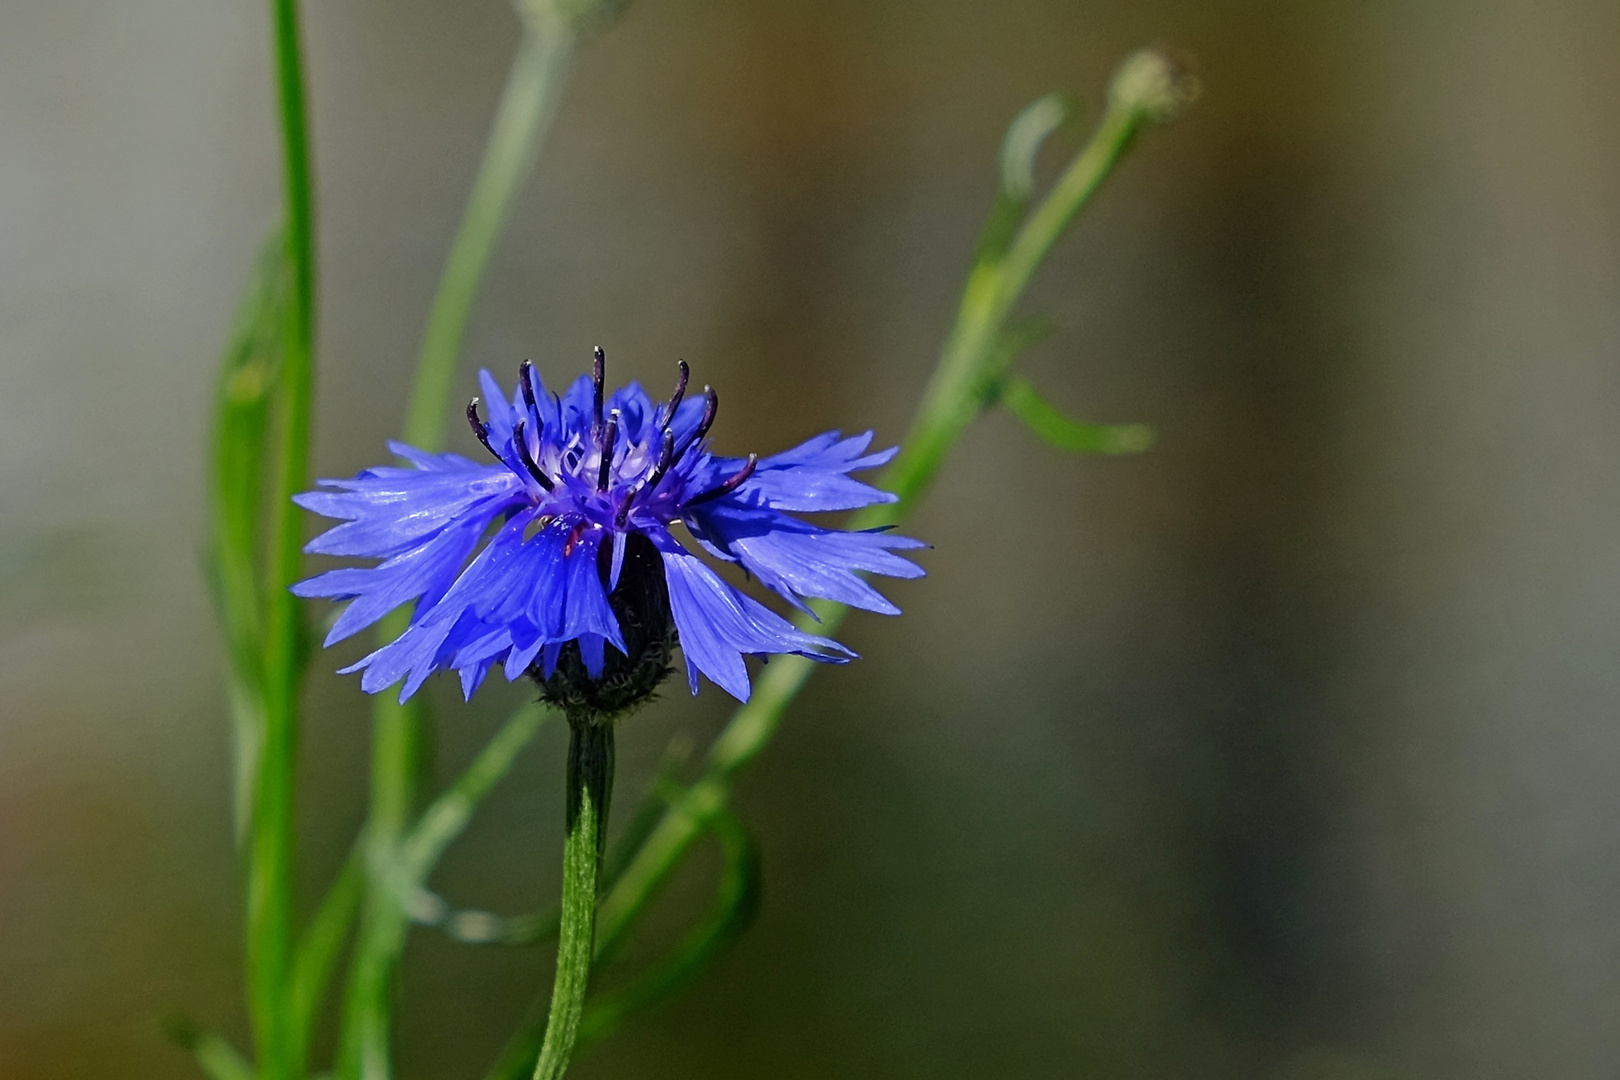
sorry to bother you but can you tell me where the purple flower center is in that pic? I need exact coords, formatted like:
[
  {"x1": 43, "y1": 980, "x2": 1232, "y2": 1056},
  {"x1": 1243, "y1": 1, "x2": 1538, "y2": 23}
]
[{"x1": 465, "y1": 352, "x2": 756, "y2": 538}]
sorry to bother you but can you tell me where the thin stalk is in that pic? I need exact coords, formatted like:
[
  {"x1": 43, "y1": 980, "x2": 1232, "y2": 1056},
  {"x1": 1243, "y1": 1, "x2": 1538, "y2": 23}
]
[
  {"x1": 597, "y1": 59, "x2": 1176, "y2": 969},
  {"x1": 290, "y1": 842, "x2": 365, "y2": 1068},
  {"x1": 484, "y1": 61, "x2": 1187, "y2": 1067},
  {"x1": 249, "y1": 0, "x2": 316, "y2": 1077},
  {"x1": 534, "y1": 720, "x2": 614, "y2": 1080},
  {"x1": 404, "y1": 19, "x2": 576, "y2": 451},
  {"x1": 337, "y1": 17, "x2": 576, "y2": 1078},
  {"x1": 338, "y1": 704, "x2": 548, "y2": 1080}
]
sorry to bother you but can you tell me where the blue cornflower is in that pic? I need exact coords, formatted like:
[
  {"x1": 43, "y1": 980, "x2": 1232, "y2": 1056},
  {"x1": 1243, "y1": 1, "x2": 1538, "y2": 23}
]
[{"x1": 292, "y1": 350, "x2": 924, "y2": 710}]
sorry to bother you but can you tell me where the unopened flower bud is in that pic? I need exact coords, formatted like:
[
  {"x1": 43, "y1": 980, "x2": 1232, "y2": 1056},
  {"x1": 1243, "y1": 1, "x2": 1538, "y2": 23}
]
[{"x1": 1107, "y1": 47, "x2": 1200, "y2": 124}]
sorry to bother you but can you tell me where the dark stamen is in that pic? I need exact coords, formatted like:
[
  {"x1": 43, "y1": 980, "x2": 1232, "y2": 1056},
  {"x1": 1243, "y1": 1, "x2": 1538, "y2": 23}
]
[
  {"x1": 467, "y1": 398, "x2": 500, "y2": 461},
  {"x1": 597, "y1": 409, "x2": 620, "y2": 492},
  {"x1": 512, "y1": 420, "x2": 554, "y2": 491},
  {"x1": 659, "y1": 359, "x2": 690, "y2": 428},
  {"x1": 684, "y1": 453, "x2": 757, "y2": 508},
  {"x1": 694, "y1": 386, "x2": 718, "y2": 441},
  {"x1": 675, "y1": 386, "x2": 719, "y2": 462},
  {"x1": 592, "y1": 345, "x2": 606, "y2": 437},
  {"x1": 519, "y1": 359, "x2": 540, "y2": 420},
  {"x1": 645, "y1": 429, "x2": 676, "y2": 490}
]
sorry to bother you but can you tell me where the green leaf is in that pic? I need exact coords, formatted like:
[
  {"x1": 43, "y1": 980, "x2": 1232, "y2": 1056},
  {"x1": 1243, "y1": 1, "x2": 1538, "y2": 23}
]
[
  {"x1": 205, "y1": 225, "x2": 288, "y2": 846},
  {"x1": 998, "y1": 374, "x2": 1154, "y2": 454},
  {"x1": 971, "y1": 94, "x2": 1071, "y2": 267},
  {"x1": 999, "y1": 93, "x2": 1070, "y2": 202}
]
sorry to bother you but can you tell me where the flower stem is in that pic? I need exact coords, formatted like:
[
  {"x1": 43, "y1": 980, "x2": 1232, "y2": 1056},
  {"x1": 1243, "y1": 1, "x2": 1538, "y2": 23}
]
[
  {"x1": 534, "y1": 718, "x2": 614, "y2": 1080},
  {"x1": 250, "y1": 1, "x2": 316, "y2": 1077}
]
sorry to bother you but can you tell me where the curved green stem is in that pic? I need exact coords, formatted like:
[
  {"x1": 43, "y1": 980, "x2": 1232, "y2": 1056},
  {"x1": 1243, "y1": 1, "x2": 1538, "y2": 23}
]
[
  {"x1": 534, "y1": 720, "x2": 614, "y2": 1080},
  {"x1": 479, "y1": 801, "x2": 758, "y2": 1080},
  {"x1": 594, "y1": 50, "x2": 1189, "y2": 997},
  {"x1": 577, "y1": 803, "x2": 760, "y2": 1049}
]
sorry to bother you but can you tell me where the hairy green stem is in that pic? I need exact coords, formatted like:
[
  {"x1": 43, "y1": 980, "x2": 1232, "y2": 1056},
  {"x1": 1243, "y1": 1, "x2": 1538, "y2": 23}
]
[
  {"x1": 249, "y1": 1, "x2": 316, "y2": 1078},
  {"x1": 533, "y1": 720, "x2": 614, "y2": 1080}
]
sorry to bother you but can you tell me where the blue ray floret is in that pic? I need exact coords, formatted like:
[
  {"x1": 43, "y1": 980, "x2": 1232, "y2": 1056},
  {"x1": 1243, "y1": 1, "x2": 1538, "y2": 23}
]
[{"x1": 292, "y1": 350, "x2": 925, "y2": 705}]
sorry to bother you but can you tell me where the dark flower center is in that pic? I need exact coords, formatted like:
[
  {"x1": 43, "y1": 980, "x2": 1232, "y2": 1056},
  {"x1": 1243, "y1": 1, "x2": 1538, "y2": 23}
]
[{"x1": 532, "y1": 531, "x2": 677, "y2": 723}]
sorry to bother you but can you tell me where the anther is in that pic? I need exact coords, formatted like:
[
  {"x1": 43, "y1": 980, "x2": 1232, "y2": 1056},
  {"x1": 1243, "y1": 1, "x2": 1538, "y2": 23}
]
[
  {"x1": 592, "y1": 345, "x2": 606, "y2": 437},
  {"x1": 685, "y1": 453, "x2": 757, "y2": 508},
  {"x1": 519, "y1": 360, "x2": 540, "y2": 419},
  {"x1": 512, "y1": 420, "x2": 554, "y2": 491},
  {"x1": 694, "y1": 386, "x2": 718, "y2": 441},
  {"x1": 597, "y1": 409, "x2": 620, "y2": 492},
  {"x1": 467, "y1": 398, "x2": 500, "y2": 461},
  {"x1": 675, "y1": 386, "x2": 719, "y2": 462},
  {"x1": 659, "y1": 360, "x2": 690, "y2": 428},
  {"x1": 644, "y1": 429, "x2": 676, "y2": 491}
]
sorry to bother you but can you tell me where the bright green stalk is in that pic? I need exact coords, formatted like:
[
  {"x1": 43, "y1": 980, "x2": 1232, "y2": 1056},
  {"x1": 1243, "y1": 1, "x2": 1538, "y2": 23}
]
[
  {"x1": 249, "y1": 0, "x2": 316, "y2": 1077},
  {"x1": 595, "y1": 46, "x2": 1196, "y2": 983},
  {"x1": 533, "y1": 720, "x2": 614, "y2": 1080}
]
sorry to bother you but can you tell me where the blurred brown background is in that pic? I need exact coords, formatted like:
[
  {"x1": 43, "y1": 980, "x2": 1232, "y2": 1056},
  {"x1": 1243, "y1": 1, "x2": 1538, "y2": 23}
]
[{"x1": 5, "y1": 0, "x2": 1620, "y2": 1077}]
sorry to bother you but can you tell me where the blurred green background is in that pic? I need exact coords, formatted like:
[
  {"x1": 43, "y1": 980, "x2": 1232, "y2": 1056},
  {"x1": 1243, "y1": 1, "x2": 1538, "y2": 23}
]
[{"x1": 5, "y1": 0, "x2": 1620, "y2": 1077}]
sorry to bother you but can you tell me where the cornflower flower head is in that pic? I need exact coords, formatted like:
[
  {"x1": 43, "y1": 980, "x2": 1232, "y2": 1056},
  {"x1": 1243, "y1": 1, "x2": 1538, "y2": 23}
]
[{"x1": 292, "y1": 350, "x2": 925, "y2": 715}]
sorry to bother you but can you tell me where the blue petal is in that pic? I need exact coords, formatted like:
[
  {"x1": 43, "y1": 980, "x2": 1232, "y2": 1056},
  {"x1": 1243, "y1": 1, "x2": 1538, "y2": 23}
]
[
  {"x1": 296, "y1": 459, "x2": 521, "y2": 559},
  {"x1": 656, "y1": 537, "x2": 851, "y2": 702},
  {"x1": 341, "y1": 608, "x2": 478, "y2": 703},
  {"x1": 607, "y1": 381, "x2": 656, "y2": 441},
  {"x1": 715, "y1": 430, "x2": 899, "y2": 512},
  {"x1": 478, "y1": 369, "x2": 517, "y2": 447},
  {"x1": 291, "y1": 512, "x2": 487, "y2": 645},
  {"x1": 562, "y1": 530, "x2": 626, "y2": 652},
  {"x1": 560, "y1": 373, "x2": 597, "y2": 435},
  {"x1": 686, "y1": 502, "x2": 924, "y2": 615}
]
